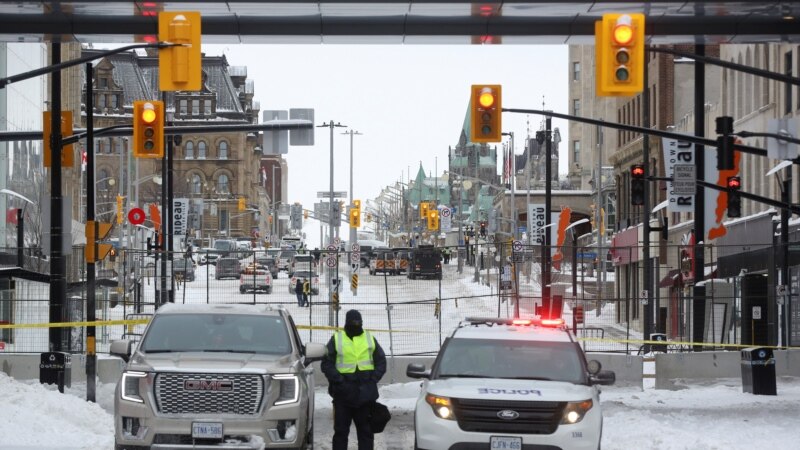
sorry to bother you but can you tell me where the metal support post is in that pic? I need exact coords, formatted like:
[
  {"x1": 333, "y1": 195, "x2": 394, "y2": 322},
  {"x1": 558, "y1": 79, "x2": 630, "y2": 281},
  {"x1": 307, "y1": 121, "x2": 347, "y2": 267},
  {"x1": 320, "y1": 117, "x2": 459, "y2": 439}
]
[
  {"x1": 49, "y1": 42, "x2": 66, "y2": 352},
  {"x1": 544, "y1": 115, "x2": 552, "y2": 317},
  {"x1": 85, "y1": 62, "x2": 97, "y2": 402},
  {"x1": 692, "y1": 44, "x2": 707, "y2": 350},
  {"x1": 643, "y1": 60, "x2": 653, "y2": 344}
]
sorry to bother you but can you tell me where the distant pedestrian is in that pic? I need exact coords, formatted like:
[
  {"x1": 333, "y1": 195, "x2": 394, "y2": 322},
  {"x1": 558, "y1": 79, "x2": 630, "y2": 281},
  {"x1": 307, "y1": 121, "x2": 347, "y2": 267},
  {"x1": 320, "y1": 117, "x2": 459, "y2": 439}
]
[
  {"x1": 295, "y1": 277, "x2": 306, "y2": 306},
  {"x1": 302, "y1": 278, "x2": 311, "y2": 307}
]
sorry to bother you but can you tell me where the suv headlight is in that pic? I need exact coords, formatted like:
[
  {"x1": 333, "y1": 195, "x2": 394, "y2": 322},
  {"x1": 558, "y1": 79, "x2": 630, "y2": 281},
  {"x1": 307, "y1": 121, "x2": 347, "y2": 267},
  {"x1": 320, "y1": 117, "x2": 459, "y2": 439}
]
[
  {"x1": 120, "y1": 371, "x2": 147, "y2": 403},
  {"x1": 560, "y1": 399, "x2": 593, "y2": 424},
  {"x1": 425, "y1": 394, "x2": 456, "y2": 420},
  {"x1": 273, "y1": 374, "x2": 299, "y2": 405}
]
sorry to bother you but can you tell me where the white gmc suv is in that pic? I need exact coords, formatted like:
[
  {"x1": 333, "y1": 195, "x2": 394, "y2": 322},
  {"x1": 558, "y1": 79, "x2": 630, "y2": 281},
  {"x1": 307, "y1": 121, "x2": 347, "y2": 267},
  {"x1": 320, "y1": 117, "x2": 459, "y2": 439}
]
[
  {"x1": 407, "y1": 317, "x2": 615, "y2": 450},
  {"x1": 110, "y1": 304, "x2": 326, "y2": 450}
]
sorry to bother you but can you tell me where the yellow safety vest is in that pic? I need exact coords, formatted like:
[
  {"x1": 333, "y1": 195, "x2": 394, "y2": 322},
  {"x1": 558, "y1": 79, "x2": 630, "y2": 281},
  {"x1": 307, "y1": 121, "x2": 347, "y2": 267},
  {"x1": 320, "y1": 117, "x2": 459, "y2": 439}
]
[
  {"x1": 303, "y1": 281, "x2": 311, "y2": 294},
  {"x1": 334, "y1": 330, "x2": 375, "y2": 373}
]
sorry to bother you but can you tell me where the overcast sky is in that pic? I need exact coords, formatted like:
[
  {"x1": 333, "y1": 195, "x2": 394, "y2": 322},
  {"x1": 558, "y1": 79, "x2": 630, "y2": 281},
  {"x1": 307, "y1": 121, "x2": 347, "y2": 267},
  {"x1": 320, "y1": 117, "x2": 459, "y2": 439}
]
[{"x1": 204, "y1": 43, "x2": 569, "y2": 212}]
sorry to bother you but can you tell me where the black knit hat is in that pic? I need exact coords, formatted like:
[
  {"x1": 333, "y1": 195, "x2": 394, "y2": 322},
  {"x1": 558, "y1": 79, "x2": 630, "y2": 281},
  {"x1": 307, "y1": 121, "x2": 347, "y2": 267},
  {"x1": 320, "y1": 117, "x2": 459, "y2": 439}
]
[{"x1": 345, "y1": 309, "x2": 362, "y2": 324}]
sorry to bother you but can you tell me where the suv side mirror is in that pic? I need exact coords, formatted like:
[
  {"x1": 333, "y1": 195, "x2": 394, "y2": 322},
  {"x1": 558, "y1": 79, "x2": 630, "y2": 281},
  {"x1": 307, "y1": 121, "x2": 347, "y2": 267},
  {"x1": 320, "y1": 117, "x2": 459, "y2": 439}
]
[
  {"x1": 406, "y1": 363, "x2": 430, "y2": 379},
  {"x1": 590, "y1": 370, "x2": 616, "y2": 386},
  {"x1": 304, "y1": 342, "x2": 326, "y2": 365},
  {"x1": 110, "y1": 339, "x2": 133, "y2": 363}
]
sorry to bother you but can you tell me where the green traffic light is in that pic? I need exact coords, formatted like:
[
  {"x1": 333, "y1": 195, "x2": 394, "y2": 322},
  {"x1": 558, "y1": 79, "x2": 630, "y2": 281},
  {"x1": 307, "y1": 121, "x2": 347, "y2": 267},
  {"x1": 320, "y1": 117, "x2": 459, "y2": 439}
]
[
  {"x1": 615, "y1": 67, "x2": 629, "y2": 81},
  {"x1": 144, "y1": 140, "x2": 154, "y2": 150},
  {"x1": 481, "y1": 125, "x2": 492, "y2": 135}
]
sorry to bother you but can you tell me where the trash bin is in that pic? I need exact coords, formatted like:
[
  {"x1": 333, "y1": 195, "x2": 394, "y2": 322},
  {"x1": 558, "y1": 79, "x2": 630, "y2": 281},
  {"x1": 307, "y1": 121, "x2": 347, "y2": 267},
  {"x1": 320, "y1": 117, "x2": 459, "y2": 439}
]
[
  {"x1": 741, "y1": 347, "x2": 776, "y2": 395},
  {"x1": 650, "y1": 333, "x2": 667, "y2": 353},
  {"x1": 40, "y1": 352, "x2": 72, "y2": 393}
]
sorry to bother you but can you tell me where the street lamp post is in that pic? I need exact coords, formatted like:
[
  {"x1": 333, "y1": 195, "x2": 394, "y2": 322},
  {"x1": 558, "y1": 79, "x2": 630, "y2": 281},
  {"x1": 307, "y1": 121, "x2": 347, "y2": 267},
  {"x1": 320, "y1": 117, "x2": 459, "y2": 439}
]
[
  {"x1": 566, "y1": 218, "x2": 591, "y2": 309},
  {"x1": 318, "y1": 120, "x2": 346, "y2": 326},
  {"x1": 503, "y1": 132, "x2": 516, "y2": 239},
  {"x1": 342, "y1": 129, "x2": 363, "y2": 272}
]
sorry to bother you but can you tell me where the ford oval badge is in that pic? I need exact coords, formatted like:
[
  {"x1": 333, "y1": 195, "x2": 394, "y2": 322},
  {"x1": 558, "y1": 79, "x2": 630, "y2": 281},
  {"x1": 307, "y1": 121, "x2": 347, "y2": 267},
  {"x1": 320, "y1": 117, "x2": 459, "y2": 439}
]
[{"x1": 497, "y1": 409, "x2": 520, "y2": 420}]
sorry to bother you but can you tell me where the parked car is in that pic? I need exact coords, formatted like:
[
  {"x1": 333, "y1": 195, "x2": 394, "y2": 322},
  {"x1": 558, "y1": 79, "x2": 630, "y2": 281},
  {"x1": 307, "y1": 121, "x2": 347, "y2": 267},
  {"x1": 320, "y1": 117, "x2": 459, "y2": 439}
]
[
  {"x1": 289, "y1": 254, "x2": 317, "y2": 277},
  {"x1": 240, "y1": 268, "x2": 273, "y2": 294},
  {"x1": 215, "y1": 257, "x2": 241, "y2": 280},
  {"x1": 110, "y1": 303, "x2": 325, "y2": 449},
  {"x1": 173, "y1": 258, "x2": 196, "y2": 282},
  {"x1": 278, "y1": 249, "x2": 297, "y2": 272},
  {"x1": 392, "y1": 247, "x2": 413, "y2": 275},
  {"x1": 256, "y1": 255, "x2": 280, "y2": 279},
  {"x1": 288, "y1": 270, "x2": 320, "y2": 295},
  {"x1": 408, "y1": 245, "x2": 442, "y2": 280}
]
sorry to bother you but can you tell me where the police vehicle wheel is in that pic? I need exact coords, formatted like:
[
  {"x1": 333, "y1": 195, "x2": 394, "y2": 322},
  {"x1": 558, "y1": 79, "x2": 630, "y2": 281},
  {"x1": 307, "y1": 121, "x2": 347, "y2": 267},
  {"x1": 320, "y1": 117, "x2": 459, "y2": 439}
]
[{"x1": 239, "y1": 287, "x2": 246, "y2": 294}]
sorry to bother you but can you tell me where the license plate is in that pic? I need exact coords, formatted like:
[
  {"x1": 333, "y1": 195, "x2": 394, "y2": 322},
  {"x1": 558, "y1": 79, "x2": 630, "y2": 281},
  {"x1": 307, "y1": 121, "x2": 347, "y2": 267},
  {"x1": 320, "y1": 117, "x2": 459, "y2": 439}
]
[
  {"x1": 192, "y1": 422, "x2": 223, "y2": 439},
  {"x1": 490, "y1": 436, "x2": 522, "y2": 450}
]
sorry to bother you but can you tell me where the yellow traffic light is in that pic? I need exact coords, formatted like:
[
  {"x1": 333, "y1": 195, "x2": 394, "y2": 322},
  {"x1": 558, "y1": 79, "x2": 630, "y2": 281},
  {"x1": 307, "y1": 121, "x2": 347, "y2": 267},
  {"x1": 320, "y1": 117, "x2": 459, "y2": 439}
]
[
  {"x1": 353, "y1": 199, "x2": 361, "y2": 210},
  {"x1": 133, "y1": 100, "x2": 165, "y2": 158},
  {"x1": 116, "y1": 195, "x2": 124, "y2": 225},
  {"x1": 366, "y1": 213, "x2": 372, "y2": 222},
  {"x1": 596, "y1": 13, "x2": 645, "y2": 96},
  {"x1": 238, "y1": 197, "x2": 246, "y2": 211},
  {"x1": 420, "y1": 201, "x2": 430, "y2": 220},
  {"x1": 158, "y1": 11, "x2": 202, "y2": 91},
  {"x1": 427, "y1": 210, "x2": 440, "y2": 230},
  {"x1": 350, "y1": 207, "x2": 361, "y2": 228},
  {"x1": 470, "y1": 84, "x2": 502, "y2": 143},
  {"x1": 85, "y1": 220, "x2": 114, "y2": 263}
]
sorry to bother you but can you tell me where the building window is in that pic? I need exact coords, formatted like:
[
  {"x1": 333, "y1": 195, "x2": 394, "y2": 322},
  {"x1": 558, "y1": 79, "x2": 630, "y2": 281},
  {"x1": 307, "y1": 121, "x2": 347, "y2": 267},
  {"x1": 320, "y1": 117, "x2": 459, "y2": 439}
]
[
  {"x1": 786, "y1": 51, "x2": 794, "y2": 114},
  {"x1": 98, "y1": 78, "x2": 107, "y2": 88},
  {"x1": 573, "y1": 99, "x2": 580, "y2": 117},
  {"x1": 573, "y1": 140, "x2": 581, "y2": 166},
  {"x1": 192, "y1": 99, "x2": 200, "y2": 115},
  {"x1": 218, "y1": 141, "x2": 228, "y2": 159},
  {"x1": 97, "y1": 94, "x2": 105, "y2": 109},
  {"x1": 217, "y1": 174, "x2": 229, "y2": 194},
  {"x1": 198, "y1": 141, "x2": 207, "y2": 159},
  {"x1": 185, "y1": 141, "x2": 194, "y2": 159},
  {"x1": 115, "y1": 138, "x2": 123, "y2": 154},
  {"x1": 191, "y1": 174, "x2": 202, "y2": 194},
  {"x1": 204, "y1": 99, "x2": 212, "y2": 115},
  {"x1": 219, "y1": 209, "x2": 229, "y2": 233},
  {"x1": 572, "y1": 62, "x2": 580, "y2": 81},
  {"x1": 179, "y1": 99, "x2": 188, "y2": 115},
  {"x1": 110, "y1": 95, "x2": 118, "y2": 109}
]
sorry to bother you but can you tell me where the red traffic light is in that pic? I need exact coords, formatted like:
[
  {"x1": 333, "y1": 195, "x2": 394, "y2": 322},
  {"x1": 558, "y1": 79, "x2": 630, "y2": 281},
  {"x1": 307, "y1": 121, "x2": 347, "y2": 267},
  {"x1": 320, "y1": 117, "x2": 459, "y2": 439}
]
[
  {"x1": 631, "y1": 164, "x2": 645, "y2": 178},
  {"x1": 727, "y1": 176, "x2": 741, "y2": 189}
]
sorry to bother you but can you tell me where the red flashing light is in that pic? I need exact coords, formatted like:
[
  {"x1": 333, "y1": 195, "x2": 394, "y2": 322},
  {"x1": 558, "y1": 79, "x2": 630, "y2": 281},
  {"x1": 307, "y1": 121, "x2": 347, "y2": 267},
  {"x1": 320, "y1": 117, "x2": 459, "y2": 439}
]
[
  {"x1": 727, "y1": 177, "x2": 741, "y2": 189},
  {"x1": 142, "y1": 35, "x2": 157, "y2": 43},
  {"x1": 631, "y1": 165, "x2": 645, "y2": 177},
  {"x1": 512, "y1": 319, "x2": 532, "y2": 326},
  {"x1": 541, "y1": 318, "x2": 565, "y2": 327}
]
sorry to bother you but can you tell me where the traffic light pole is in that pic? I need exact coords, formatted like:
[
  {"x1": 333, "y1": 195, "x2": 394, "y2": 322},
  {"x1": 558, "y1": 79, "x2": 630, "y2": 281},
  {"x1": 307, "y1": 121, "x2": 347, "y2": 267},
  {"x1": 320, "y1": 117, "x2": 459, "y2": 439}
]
[
  {"x1": 642, "y1": 64, "x2": 652, "y2": 345},
  {"x1": 85, "y1": 62, "x2": 97, "y2": 403},
  {"x1": 159, "y1": 92, "x2": 168, "y2": 307},
  {"x1": 48, "y1": 42, "x2": 66, "y2": 353},
  {"x1": 692, "y1": 44, "x2": 707, "y2": 351},
  {"x1": 544, "y1": 116, "x2": 552, "y2": 318}
]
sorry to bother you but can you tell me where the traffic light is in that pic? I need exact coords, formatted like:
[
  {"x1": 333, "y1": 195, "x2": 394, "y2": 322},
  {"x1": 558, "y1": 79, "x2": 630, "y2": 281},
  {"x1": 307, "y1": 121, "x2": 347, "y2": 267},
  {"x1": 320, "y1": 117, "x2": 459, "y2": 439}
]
[
  {"x1": 596, "y1": 13, "x2": 645, "y2": 96},
  {"x1": 716, "y1": 116, "x2": 735, "y2": 170},
  {"x1": 353, "y1": 199, "x2": 361, "y2": 210},
  {"x1": 350, "y1": 207, "x2": 361, "y2": 228},
  {"x1": 727, "y1": 176, "x2": 742, "y2": 218},
  {"x1": 109, "y1": 247, "x2": 117, "y2": 262},
  {"x1": 479, "y1": 221, "x2": 487, "y2": 238},
  {"x1": 238, "y1": 197, "x2": 246, "y2": 211},
  {"x1": 85, "y1": 220, "x2": 113, "y2": 263},
  {"x1": 470, "y1": 84, "x2": 502, "y2": 143},
  {"x1": 116, "y1": 195, "x2": 124, "y2": 225},
  {"x1": 630, "y1": 164, "x2": 645, "y2": 206},
  {"x1": 366, "y1": 213, "x2": 372, "y2": 222},
  {"x1": 427, "y1": 210, "x2": 440, "y2": 230},
  {"x1": 488, "y1": 208, "x2": 497, "y2": 233},
  {"x1": 133, "y1": 100, "x2": 164, "y2": 158},
  {"x1": 158, "y1": 11, "x2": 202, "y2": 91},
  {"x1": 420, "y1": 201, "x2": 430, "y2": 220}
]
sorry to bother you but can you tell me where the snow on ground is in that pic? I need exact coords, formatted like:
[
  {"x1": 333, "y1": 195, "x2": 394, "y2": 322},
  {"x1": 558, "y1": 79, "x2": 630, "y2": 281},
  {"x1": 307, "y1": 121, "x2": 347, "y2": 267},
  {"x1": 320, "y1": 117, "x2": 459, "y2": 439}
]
[{"x1": 2, "y1": 370, "x2": 799, "y2": 450}]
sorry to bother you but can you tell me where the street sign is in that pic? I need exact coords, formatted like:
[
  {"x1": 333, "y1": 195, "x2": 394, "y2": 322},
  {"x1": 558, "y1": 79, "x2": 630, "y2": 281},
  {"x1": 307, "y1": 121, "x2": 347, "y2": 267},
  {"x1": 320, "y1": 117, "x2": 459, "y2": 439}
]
[
  {"x1": 350, "y1": 251, "x2": 360, "y2": 264},
  {"x1": 128, "y1": 208, "x2": 146, "y2": 225},
  {"x1": 333, "y1": 237, "x2": 341, "y2": 247},
  {"x1": 640, "y1": 290, "x2": 649, "y2": 305},
  {"x1": 440, "y1": 207, "x2": 451, "y2": 218},
  {"x1": 327, "y1": 244, "x2": 337, "y2": 252},
  {"x1": 577, "y1": 252, "x2": 598, "y2": 260},
  {"x1": 752, "y1": 306, "x2": 762, "y2": 320},
  {"x1": 325, "y1": 256, "x2": 337, "y2": 268},
  {"x1": 317, "y1": 191, "x2": 348, "y2": 198},
  {"x1": 350, "y1": 243, "x2": 360, "y2": 252},
  {"x1": 512, "y1": 240, "x2": 523, "y2": 252},
  {"x1": 672, "y1": 164, "x2": 696, "y2": 195}
]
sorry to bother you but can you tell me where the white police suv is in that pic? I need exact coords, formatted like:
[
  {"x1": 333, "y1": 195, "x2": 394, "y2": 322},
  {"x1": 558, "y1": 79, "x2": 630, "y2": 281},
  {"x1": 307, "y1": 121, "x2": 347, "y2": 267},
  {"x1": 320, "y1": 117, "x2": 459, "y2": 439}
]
[{"x1": 407, "y1": 317, "x2": 615, "y2": 450}]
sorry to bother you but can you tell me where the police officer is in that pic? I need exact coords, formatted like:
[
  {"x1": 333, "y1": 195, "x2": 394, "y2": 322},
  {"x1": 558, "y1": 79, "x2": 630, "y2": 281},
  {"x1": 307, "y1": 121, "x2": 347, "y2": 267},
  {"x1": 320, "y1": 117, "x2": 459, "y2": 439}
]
[{"x1": 321, "y1": 310, "x2": 387, "y2": 450}]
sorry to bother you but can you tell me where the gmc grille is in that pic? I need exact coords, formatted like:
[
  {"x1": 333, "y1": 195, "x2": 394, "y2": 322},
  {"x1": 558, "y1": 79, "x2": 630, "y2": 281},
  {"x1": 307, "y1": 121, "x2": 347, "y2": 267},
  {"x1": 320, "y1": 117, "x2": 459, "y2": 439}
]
[
  {"x1": 154, "y1": 373, "x2": 265, "y2": 415},
  {"x1": 452, "y1": 398, "x2": 565, "y2": 434}
]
